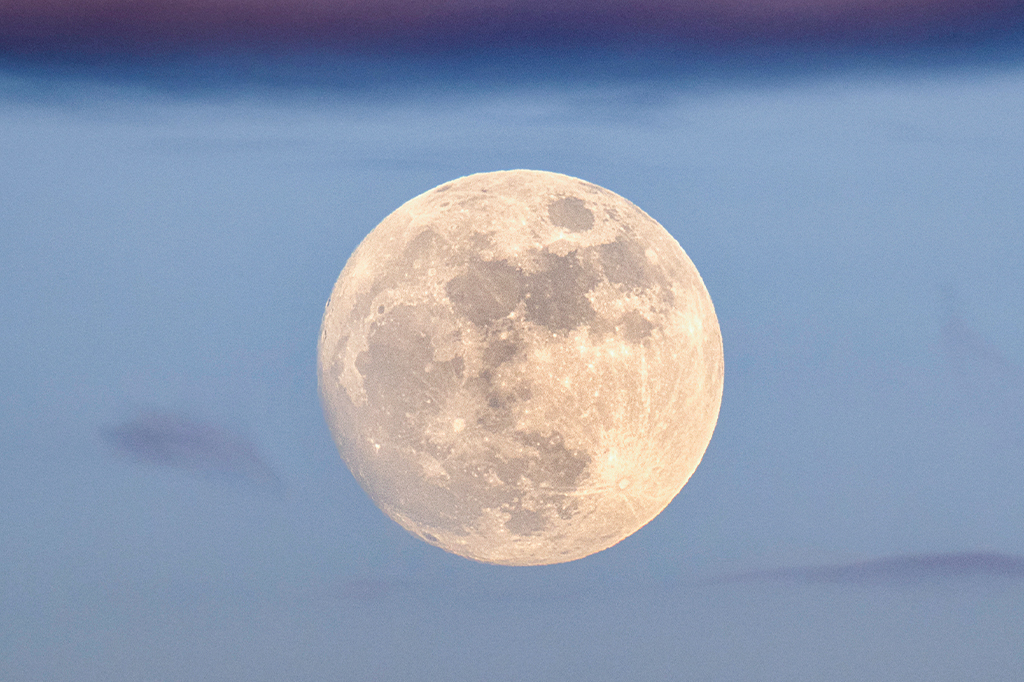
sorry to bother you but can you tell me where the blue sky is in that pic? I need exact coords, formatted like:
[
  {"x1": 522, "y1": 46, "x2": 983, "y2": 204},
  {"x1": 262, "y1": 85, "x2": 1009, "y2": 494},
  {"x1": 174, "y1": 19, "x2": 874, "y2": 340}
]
[{"x1": 2, "y1": 42, "x2": 1023, "y2": 681}]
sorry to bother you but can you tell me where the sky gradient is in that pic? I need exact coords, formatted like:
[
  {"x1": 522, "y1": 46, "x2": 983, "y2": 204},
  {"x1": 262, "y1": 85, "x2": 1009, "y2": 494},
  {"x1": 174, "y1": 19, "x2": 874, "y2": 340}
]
[{"x1": 2, "y1": 5, "x2": 1023, "y2": 681}]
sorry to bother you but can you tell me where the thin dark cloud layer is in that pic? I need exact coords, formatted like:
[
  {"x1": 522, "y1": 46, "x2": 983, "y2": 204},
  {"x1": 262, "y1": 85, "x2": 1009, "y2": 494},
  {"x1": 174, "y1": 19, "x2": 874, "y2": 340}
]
[
  {"x1": 1, "y1": 0, "x2": 1022, "y2": 57},
  {"x1": 719, "y1": 552, "x2": 1024, "y2": 584},
  {"x1": 102, "y1": 412, "x2": 285, "y2": 491}
]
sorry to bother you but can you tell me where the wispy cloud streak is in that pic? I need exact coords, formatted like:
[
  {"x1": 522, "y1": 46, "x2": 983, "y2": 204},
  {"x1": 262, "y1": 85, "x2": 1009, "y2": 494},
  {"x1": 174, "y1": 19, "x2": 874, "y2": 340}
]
[
  {"x1": 716, "y1": 552, "x2": 1024, "y2": 585},
  {"x1": 101, "y1": 411, "x2": 285, "y2": 491}
]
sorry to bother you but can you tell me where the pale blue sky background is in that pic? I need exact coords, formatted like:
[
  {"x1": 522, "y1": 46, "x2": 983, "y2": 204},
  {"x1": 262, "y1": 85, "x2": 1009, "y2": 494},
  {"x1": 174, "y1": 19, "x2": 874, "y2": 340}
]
[{"x1": 2, "y1": 55, "x2": 1023, "y2": 680}]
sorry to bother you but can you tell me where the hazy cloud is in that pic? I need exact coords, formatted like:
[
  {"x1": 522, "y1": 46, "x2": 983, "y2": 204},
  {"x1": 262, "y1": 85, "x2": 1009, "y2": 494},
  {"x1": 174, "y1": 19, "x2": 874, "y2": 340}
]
[{"x1": 101, "y1": 411, "x2": 285, "y2": 491}]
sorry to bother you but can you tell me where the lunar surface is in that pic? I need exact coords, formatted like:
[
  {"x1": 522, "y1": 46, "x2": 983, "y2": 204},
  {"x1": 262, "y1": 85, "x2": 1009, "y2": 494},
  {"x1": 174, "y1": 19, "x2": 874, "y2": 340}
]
[{"x1": 318, "y1": 170, "x2": 723, "y2": 565}]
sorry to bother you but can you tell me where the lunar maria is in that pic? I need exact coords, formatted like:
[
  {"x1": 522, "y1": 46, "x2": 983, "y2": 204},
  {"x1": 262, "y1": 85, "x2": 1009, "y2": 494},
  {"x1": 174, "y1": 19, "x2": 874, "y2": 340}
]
[{"x1": 318, "y1": 170, "x2": 723, "y2": 566}]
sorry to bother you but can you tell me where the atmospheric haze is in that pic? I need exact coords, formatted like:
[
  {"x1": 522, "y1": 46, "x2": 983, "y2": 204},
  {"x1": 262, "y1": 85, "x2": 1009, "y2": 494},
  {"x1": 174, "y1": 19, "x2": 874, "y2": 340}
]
[{"x1": 2, "y1": 9, "x2": 1024, "y2": 682}]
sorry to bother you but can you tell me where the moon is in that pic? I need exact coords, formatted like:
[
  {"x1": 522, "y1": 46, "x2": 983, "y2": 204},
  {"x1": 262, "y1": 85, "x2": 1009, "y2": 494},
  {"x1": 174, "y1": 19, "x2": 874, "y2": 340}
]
[{"x1": 318, "y1": 170, "x2": 723, "y2": 566}]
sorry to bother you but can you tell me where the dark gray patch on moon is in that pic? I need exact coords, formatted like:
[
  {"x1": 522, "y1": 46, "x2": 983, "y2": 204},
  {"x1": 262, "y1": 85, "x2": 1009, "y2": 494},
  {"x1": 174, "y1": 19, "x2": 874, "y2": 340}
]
[
  {"x1": 446, "y1": 259, "x2": 524, "y2": 326},
  {"x1": 448, "y1": 250, "x2": 602, "y2": 333},
  {"x1": 472, "y1": 361, "x2": 524, "y2": 434},
  {"x1": 598, "y1": 237, "x2": 669, "y2": 298},
  {"x1": 548, "y1": 197, "x2": 594, "y2": 232},
  {"x1": 617, "y1": 310, "x2": 655, "y2": 343},
  {"x1": 505, "y1": 509, "x2": 547, "y2": 535},
  {"x1": 356, "y1": 304, "x2": 462, "y2": 440},
  {"x1": 523, "y1": 251, "x2": 599, "y2": 332},
  {"x1": 478, "y1": 385, "x2": 518, "y2": 432},
  {"x1": 402, "y1": 228, "x2": 446, "y2": 265},
  {"x1": 481, "y1": 323, "x2": 522, "y2": 367},
  {"x1": 467, "y1": 429, "x2": 591, "y2": 537},
  {"x1": 516, "y1": 431, "x2": 591, "y2": 490}
]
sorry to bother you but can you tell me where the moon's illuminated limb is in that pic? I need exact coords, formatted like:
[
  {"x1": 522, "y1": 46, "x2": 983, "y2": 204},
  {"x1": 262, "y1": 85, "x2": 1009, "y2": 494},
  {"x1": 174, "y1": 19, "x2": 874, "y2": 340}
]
[{"x1": 318, "y1": 170, "x2": 723, "y2": 566}]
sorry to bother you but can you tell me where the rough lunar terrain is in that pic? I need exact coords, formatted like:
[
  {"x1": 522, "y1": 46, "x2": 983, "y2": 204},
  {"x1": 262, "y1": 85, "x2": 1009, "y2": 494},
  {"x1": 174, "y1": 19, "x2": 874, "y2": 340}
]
[{"x1": 318, "y1": 170, "x2": 723, "y2": 565}]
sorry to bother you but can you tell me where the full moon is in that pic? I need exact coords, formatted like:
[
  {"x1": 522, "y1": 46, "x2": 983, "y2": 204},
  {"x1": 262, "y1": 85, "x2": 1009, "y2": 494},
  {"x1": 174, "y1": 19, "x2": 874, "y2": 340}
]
[{"x1": 318, "y1": 170, "x2": 723, "y2": 566}]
